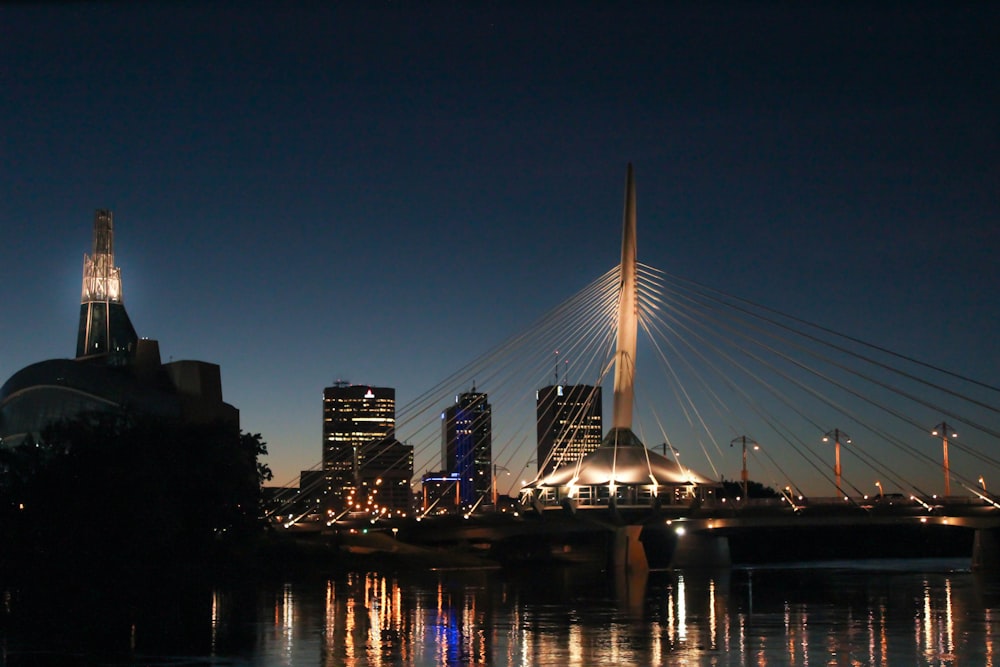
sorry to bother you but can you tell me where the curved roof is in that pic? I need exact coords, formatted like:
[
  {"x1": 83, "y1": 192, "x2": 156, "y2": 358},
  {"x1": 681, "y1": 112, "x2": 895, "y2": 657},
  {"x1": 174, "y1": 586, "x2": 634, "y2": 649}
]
[
  {"x1": 533, "y1": 427, "x2": 717, "y2": 488},
  {"x1": 1, "y1": 358, "x2": 171, "y2": 406},
  {"x1": 0, "y1": 358, "x2": 181, "y2": 441}
]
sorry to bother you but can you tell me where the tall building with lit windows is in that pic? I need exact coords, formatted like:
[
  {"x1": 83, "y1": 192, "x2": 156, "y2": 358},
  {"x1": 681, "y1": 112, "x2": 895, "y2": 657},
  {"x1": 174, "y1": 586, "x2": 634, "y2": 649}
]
[
  {"x1": 322, "y1": 383, "x2": 413, "y2": 514},
  {"x1": 536, "y1": 384, "x2": 603, "y2": 477},
  {"x1": 441, "y1": 390, "x2": 492, "y2": 507}
]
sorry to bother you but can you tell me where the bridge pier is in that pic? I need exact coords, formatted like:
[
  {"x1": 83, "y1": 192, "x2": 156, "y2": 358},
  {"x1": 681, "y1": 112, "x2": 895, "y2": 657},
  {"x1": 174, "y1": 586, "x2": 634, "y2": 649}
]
[
  {"x1": 972, "y1": 528, "x2": 1000, "y2": 571},
  {"x1": 671, "y1": 531, "x2": 731, "y2": 570},
  {"x1": 612, "y1": 525, "x2": 649, "y2": 572}
]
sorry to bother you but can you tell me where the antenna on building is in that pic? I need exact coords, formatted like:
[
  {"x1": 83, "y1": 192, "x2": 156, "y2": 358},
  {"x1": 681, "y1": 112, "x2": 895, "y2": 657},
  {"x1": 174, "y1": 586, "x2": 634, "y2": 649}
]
[
  {"x1": 554, "y1": 350, "x2": 560, "y2": 384},
  {"x1": 333, "y1": 379, "x2": 350, "y2": 388}
]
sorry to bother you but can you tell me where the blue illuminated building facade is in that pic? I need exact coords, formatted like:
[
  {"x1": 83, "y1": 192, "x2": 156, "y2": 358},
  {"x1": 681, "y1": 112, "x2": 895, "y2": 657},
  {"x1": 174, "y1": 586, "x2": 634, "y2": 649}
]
[{"x1": 441, "y1": 390, "x2": 492, "y2": 508}]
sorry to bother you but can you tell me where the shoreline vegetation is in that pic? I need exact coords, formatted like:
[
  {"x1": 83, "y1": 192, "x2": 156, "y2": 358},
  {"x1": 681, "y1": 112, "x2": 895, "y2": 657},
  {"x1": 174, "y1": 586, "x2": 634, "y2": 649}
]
[
  {"x1": 0, "y1": 412, "x2": 978, "y2": 597},
  {"x1": 0, "y1": 411, "x2": 513, "y2": 606}
]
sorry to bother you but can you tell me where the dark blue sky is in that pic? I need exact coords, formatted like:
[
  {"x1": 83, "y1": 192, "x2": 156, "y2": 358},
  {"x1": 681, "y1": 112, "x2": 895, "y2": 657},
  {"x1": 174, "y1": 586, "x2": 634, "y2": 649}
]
[{"x1": 2, "y1": 2, "x2": 997, "y2": 487}]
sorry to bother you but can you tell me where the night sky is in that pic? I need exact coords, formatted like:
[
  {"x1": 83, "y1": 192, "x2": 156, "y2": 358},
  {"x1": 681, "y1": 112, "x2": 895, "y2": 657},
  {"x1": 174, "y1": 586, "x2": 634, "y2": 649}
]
[{"x1": 2, "y1": 2, "x2": 997, "y2": 490}]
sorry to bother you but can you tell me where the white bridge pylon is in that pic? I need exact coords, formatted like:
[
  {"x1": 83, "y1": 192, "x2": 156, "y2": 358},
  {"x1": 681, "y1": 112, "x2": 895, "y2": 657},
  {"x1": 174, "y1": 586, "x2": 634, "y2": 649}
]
[
  {"x1": 521, "y1": 164, "x2": 716, "y2": 511},
  {"x1": 612, "y1": 163, "x2": 638, "y2": 431}
]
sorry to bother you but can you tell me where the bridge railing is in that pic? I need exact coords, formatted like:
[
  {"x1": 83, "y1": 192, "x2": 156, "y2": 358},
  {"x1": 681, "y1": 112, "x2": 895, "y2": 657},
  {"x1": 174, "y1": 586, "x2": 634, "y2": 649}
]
[{"x1": 703, "y1": 495, "x2": 990, "y2": 510}]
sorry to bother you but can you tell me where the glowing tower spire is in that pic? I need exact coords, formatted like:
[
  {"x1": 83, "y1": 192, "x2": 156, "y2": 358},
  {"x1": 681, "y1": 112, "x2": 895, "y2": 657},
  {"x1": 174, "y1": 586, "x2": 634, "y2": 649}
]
[
  {"x1": 611, "y1": 163, "x2": 638, "y2": 429},
  {"x1": 81, "y1": 209, "x2": 122, "y2": 304},
  {"x1": 76, "y1": 209, "x2": 138, "y2": 363}
]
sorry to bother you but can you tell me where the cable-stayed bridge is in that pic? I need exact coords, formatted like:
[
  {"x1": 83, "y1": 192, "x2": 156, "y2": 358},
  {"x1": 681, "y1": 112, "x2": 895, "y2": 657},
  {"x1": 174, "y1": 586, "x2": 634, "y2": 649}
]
[{"x1": 267, "y1": 166, "x2": 1000, "y2": 569}]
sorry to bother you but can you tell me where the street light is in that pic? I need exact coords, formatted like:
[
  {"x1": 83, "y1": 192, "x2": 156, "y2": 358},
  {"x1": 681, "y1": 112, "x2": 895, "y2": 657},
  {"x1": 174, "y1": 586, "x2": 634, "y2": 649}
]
[
  {"x1": 661, "y1": 443, "x2": 681, "y2": 460},
  {"x1": 492, "y1": 463, "x2": 510, "y2": 508},
  {"x1": 875, "y1": 480, "x2": 883, "y2": 498},
  {"x1": 822, "y1": 429, "x2": 851, "y2": 498},
  {"x1": 931, "y1": 422, "x2": 957, "y2": 497},
  {"x1": 731, "y1": 436, "x2": 759, "y2": 499}
]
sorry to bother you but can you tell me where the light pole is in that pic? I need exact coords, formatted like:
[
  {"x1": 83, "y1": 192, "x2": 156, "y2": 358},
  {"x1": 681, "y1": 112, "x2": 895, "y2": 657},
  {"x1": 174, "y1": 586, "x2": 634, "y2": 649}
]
[
  {"x1": 730, "y1": 436, "x2": 758, "y2": 499},
  {"x1": 875, "y1": 480, "x2": 883, "y2": 499},
  {"x1": 492, "y1": 463, "x2": 510, "y2": 508},
  {"x1": 823, "y1": 429, "x2": 851, "y2": 498},
  {"x1": 932, "y1": 422, "x2": 957, "y2": 497},
  {"x1": 662, "y1": 443, "x2": 682, "y2": 467}
]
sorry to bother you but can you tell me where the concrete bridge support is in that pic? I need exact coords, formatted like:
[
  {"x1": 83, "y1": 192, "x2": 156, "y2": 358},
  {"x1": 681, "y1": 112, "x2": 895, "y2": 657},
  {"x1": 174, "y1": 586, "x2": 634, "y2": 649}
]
[
  {"x1": 613, "y1": 525, "x2": 649, "y2": 572},
  {"x1": 671, "y1": 531, "x2": 732, "y2": 570},
  {"x1": 972, "y1": 528, "x2": 1000, "y2": 571}
]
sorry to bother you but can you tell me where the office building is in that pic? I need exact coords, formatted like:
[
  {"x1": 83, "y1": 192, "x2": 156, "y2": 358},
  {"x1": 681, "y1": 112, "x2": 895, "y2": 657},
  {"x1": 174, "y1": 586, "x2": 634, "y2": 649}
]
[
  {"x1": 441, "y1": 390, "x2": 491, "y2": 507},
  {"x1": 322, "y1": 383, "x2": 412, "y2": 514},
  {"x1": 536, "y1": 384, "x2": 603, "y2": 477}
]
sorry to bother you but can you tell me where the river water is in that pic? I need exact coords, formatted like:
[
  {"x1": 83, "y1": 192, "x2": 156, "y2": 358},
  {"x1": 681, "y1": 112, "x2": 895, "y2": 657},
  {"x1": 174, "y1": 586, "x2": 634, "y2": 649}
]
[{"x1": 3, "y1": 558, "x2": 999, "y2": 665}]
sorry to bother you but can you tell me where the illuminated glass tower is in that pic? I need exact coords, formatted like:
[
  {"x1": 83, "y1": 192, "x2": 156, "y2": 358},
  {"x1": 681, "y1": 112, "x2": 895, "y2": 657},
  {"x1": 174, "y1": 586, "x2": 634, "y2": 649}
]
[
  {"x1": 441, "y1": 390, "x2": 492, "y2": 507},
  {"x1": 536, "y1": 384, "x2": 603, "y2": 477},
  {"x1": 322, "y1": 383, "x2": 411, "y2": 513},
  {"x1": 76, "y1": 209, "x2": 138, "y2": 364}
]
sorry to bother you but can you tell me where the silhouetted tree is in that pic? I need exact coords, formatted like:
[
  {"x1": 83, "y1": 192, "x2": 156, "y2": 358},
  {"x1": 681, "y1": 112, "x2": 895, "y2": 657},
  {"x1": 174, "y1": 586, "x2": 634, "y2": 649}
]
[
  {"x1": 719, "y1": 479, "x2": 781, "y2": 499},
  {"x1": 0, "y1": 413, "x2": 272, "y2": 581}
]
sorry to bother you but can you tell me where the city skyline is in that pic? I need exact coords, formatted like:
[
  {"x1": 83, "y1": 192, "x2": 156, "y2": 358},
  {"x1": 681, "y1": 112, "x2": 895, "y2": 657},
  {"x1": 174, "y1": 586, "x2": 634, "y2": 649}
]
[{"x1": 2, "y1": 3, "x2": 997, "y2": 489}]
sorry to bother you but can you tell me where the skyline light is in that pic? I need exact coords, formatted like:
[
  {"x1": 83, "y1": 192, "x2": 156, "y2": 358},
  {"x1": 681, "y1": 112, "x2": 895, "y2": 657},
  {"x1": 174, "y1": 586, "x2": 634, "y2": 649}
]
[{"x1": 1, "y1": 3, "x2": 997, "y2": 493}]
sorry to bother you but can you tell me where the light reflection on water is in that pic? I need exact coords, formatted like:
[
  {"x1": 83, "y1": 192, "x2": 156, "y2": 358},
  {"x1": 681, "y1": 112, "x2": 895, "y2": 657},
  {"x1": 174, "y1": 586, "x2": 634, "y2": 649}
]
[{"x1": 4, "y1": 558, "x2": 1000, "y2": 665}]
